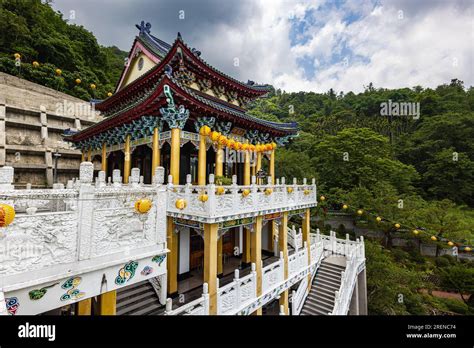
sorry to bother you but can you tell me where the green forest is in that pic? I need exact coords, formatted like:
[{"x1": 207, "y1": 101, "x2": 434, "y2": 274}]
[
  {"x1": 0, "y1": 0, "x2": 127, "y2": 99},
  {"x1": 1, "y1": 0, "x2": 473, "y2": 315}
]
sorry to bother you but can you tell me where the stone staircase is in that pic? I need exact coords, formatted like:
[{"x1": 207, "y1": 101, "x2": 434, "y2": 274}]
[
  {"x1": 116, "y1": 280, "x2": 165, "y2": 315},
  {"x1": 300, "y1": 260, "x2": 345, "y2": 315}
]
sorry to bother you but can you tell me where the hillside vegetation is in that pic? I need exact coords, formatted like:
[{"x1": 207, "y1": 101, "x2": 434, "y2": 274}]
[
  {"x1": 1, "y1": 0, "x2": 473, "y2": 316},
  {"x1": 0, "y1": 0, "x2": 127, "y2": 100}
]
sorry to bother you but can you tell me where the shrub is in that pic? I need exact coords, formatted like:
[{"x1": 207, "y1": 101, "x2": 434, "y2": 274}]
[{"x1": 435, "y1": 257, "x2": 451, "y2": 268}]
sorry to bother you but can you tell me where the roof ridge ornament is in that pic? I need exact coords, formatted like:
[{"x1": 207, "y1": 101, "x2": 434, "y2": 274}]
[
  {"x1": 160, "y1": 84, "x2": 190, "y2": 130},
  {"x1": 177, "y1": 32, "x2": 183, "y2": 40},
  {"x1": 164, "y1": 64, "x2": 173, "y2": 77},
  {"x1": 136, "y1": 21, "x2": 152, "y2": 35}
]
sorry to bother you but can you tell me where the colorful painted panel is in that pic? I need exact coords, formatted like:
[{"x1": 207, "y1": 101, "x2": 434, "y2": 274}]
[{"x1": 115, "y1": 261, "x2": 139, "y2": 285}]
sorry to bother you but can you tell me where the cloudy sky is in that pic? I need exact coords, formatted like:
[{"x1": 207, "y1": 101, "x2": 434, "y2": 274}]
[{"x1": 52, "y1": 0, "x2": 473, "y2": 93}]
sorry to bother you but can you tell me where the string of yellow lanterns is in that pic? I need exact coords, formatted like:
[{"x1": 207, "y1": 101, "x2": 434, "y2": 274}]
[
  {"x1": 12, "y1": 53, "x2": 113, "y2": 97},
  {"x1": 318, "y1": 196, "x2": 472, "y2": 252},
  {"x1": 200, "y1": 126, "x2": 277, "y2": 153}
]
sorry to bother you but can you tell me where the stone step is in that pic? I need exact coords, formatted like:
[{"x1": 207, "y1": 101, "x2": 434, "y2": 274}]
[
  {"x1": 117, "y1": 288, "x2": 157, "y2": 309},
  {"x1": 303, "y1": 300, "x2": 333, "y2": 315},
  {"x1": 312, "y1": 286, "x2": 338, "y2": 299},
  {"x1": 133, "y1": 302, "x2": 165, "y2": 316},
  {"x1": 306, "y1": 295, "x2": 333, "y2": 309},
  {"x1": 321, "y1": 262, "x2": 345, "y2": 272},
  {"x1": 310, "y1": 290, "x2": 335, "y2": 303},
  {"x1": 318, "y1": 268, "x2": 343, "y2": 278},
  {"x1": 117, "y1": 295, "x2": 161, "y2": 315},
  {"x1": 301, "y1": 306, "x2": 328, "y2": 315},
  {"x1": 117, "y1": 283, "x2": 154, "y2": 303},
  {"x1": 316, "y1": 274, "x2": 341, "y2": 288}
]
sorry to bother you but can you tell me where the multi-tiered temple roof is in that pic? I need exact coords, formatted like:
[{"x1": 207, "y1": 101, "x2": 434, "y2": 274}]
[{"x1": 65, "y1": 22, "x2": 297, "y2": 150}]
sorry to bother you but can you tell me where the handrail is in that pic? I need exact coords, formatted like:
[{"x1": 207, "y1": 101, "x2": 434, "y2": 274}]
[{"x1": 165, "y1": 283, "x2": 210, "y2": 315}]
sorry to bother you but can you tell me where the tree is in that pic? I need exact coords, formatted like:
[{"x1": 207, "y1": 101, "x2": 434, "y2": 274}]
[
  {"x1": 312, "y1": 128, "x2": 418, "y2": 193},
  {"x1": 440, "y1": 265, "x2": 474, "y2": 304}
]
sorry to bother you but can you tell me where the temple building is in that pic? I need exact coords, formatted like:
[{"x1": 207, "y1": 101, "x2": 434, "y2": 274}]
[{"x1": 0, "y1": 22, "x2": 366, "y2": 316}]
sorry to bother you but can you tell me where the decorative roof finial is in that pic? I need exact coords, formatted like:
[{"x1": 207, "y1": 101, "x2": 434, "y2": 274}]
[
  {"x1": 135, "y1": 21, "x2": 152, "y2": 35},
  {"x1": 164, "y1": 64, "x2": 173, "y2": 77},
  {"x1": 177, "y1": 32, "x2": 182, "y2": 40}
]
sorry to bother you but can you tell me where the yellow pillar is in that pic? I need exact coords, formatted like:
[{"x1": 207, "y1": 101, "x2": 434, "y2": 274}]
[
  {"x1": 87, "y1": 147, "x2": 92, "y2": 162},
  {"x1": 198, "y1": 131, "x2": 207, "y2": 185},
  {"x1": 204, "y1": 223, "x2": 218, "y2": 315},
  {"x1": 81, "y1": 151, "x2": 85, "y2": 162},
  {"x1": 152, "y1": 127, "x2": 160, "y2": 176},
  {"x1": 256, "y1": 147, "x2": 262, "y2": 184},
  {"x1": 242, "y1": 149, "x2": 252, "y2": 265},
  {"x1": 101, "y1": 142, "x2": 107, "y2": 173},
  {"x1": 270, "y1": 149, "x2": 275, "y2": 185},
  {"x1": 123, "y1": 134, "x2": 131, "y2": 184},
  {"x1": 98, "y1": 290, "x2": 116, "y2": 315},
  {"x1": 279, "y1": 211, "x2": 289, "y2": 314},
  {"x1": 167, "y1": 217, "x2": 178, "y2": 294},
  {"x1": 251, "y1": 215, "x2": 263, "y2": 315},
  {"x1": 77, "y1": 298, "x2": 91, "y2": 315},
  {"x1": 217, "y1": 236, "x2": 223, "y2": 275},
  {"x1": 215, "y1": 143, "x2": 223, "y2": 177},
  {"x1": 302, "y1": 208, "x2": 312, "y2": 291},
  {"x1": 242, "y1": 228, "x2": 251, "y2": 264},
  {"x1": 244, "y1": 149, "x2": 251, "y2": 186},
  {"x1": 170, "y1": 128, "x2": 180, "y2": 185}
]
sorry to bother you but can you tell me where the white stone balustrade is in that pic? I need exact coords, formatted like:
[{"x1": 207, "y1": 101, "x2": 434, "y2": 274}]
[
  {"x1": 0, "y1": 164, "x2": 168, "y2": 315},
  {"x1": 331, "y1": 235, "x2": 366, "y2": 315},
  {"x1": 262, "y1": 252, "x2": 285, "y2": 293},
  {"x1": 287, "y1": 225, "x2": 303, "y2": 250},
  {"x1": 216, "y1": 263, "x2": 257, "y2": 315},
  {"x1": 166, "y1": 176, "x2": 317, "y2": 223},
  {"x1": 165, "y1": 283, "x2": 210, "y2": 315}
]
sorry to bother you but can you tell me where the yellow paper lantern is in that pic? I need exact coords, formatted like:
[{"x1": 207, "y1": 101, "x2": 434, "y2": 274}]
[
  {"x1": 320, "y1": 195, "x2": 325, "y2": 201},
  {"x1": 394, "y1": 223, "x2": 400, "y2": 229},
  {"x1": 342, "y1": 204, "x2": 348, "y2": 210},
  {"x1": 265, "y1": 188, "x2": 273, "y2": 195},
  {"x1": 287, "y1": 187, "x2": 293, "y2": 194},
  {"x1": 198, "y1": 194, "x2": 208, "y2": 202},
  {"x1": 465, "y1": 247, "x2": 472, "y2": 252},
  {"x1": 200, "y1": 125, "x2": 211, "y2": 136},
  {"x1": 234, "y1": 142, "x2": 242, "y2": 151},
  {"x1": 227, "y1": 139, "x2": 235, "y2": 149},
  {"x1": 55, "y1": 69, "x2": 62, "y2": 76},
  {"x1": 241, "y1": 143, "x2": 249, "y2": 151},
  {"x1": 242, "y1": 189, "x2": 250, "y2": 197},
  {"x1": 75, "y1": 78, "x2": 81, "y2": 84},
  {"x1": 357, "y1": 209, "x2": 363, "y2": 215},
  {"x1": 431, "y1": 236, "x2": 437, "y2": 241},
  {"x1": 107, "y1": 92, "x2": 113, "y2": 97},
  {"x1": 218, "y1": 136, "x2": 228, "y2": 146},
  {"x1": 265, "y1": 144, "x2": 273, "y2": 151},
  {"x1": 249, "y1": 144, "x2": 256, "y2": 152},
  {"x1": 376, "y1": 216, "x2": 382, "y2": 222},
  {"x1": 0, "y1": 204, "x2": 15, "y2": 227},
  {"x1": 447, "y1": 241, "x2": 454, "y2": 246},
  {"x1": 210, "y1": 131, "x2": 220, "y2": 142},
  {"x1": 14, "y1": 53, "x2": 21, "y2": 59},
  {"x1": 90, "y1": 83, "x2": 96, "y2": 90},
  {"x1": 413, "y1": 229, "x2": 419, "y2": 235},
  {"x1": 32, "y1": 61, "x2": 39, "y2": 68},
  {"x1": 175, "y1": 199, "x2": 187, "y2": 210},
  {"x1": 216, "y1": 186, "x2": 225, "y2": 195},
  {"x1": 134, "y1": 199, "x2": 152, "y2": 214}
]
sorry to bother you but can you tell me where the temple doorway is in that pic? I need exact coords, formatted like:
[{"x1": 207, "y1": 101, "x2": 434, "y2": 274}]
[{"x1": 131, "y1": 144, "x2": 152, "y2": 184}]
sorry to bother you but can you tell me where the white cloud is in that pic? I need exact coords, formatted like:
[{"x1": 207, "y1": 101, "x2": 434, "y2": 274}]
[
  {"x1": 200, "y1": 0, "x2": 473, "y2": 93},
  {"x1": 53, "y1": 0, "x2": 473, "y2": 93}
]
